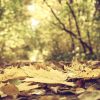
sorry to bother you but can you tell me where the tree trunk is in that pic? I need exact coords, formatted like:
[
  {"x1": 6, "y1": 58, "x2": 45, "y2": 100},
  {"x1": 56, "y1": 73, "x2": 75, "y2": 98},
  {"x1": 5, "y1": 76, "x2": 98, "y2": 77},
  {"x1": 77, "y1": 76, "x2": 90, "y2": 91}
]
[
  {"x1": 67, "y1": 2, "x2": 94, "y2": 54},
  {"x1": 69, "y1": 14, "x2": 75, "y2": 50}
]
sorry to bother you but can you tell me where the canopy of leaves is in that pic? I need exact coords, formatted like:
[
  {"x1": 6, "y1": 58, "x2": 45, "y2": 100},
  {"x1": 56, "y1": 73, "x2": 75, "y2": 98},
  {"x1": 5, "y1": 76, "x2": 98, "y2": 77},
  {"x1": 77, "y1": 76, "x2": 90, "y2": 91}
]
[{"x1": 0, "y1": 0, "x2": 100, "y2": 62}]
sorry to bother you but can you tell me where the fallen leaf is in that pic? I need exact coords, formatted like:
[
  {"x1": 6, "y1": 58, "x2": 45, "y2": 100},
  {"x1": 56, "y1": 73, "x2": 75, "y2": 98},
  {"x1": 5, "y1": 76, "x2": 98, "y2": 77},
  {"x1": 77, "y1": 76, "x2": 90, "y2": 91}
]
[
  {"x1": 0, "y1": 83, "x2": 19, "y2": 99},
  {"x1": 23, "y1": 77, "x2": 75, "y2": 87},
  {"x1": 78, "y1": 91, "x2": 100, "y2": 100},
  {"x1": 86, "y1": 85, "x2": 96, "y2": 92},
  {"x1": 1, "y1": 83, "x2": 19, "y2": 96},
  {"x1": 49, "y1": 86, "x2": 59, "y2": 93},
  {"x1": 39, "y1": 95, "x2": 67, "y2": 100},
  {"x1": 0, "y1": 90, "x2": 7, "y2": 97},
  {"x1": 30, "y1": 89, "x2": 46, "y2": 95},
  {"x1": 75, "y1": 88, "x2": 85, "y2": 94},
  {"x1": 17, "y1": 83, "x2": 39, "y2": 91}
]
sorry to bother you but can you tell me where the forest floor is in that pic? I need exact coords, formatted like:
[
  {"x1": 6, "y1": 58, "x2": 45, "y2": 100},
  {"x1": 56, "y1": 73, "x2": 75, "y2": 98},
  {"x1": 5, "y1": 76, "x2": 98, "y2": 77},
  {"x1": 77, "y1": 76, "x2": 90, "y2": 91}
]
[{"x1": 0, "y1": 60, "x2": 100, "y2": 100}]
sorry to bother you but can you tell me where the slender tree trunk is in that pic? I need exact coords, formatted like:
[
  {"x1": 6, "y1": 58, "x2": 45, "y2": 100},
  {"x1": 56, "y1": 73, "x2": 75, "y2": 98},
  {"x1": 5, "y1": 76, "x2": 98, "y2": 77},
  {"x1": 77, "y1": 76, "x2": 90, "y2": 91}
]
[
  {"x1": 87, "y1": 31, "x2": 92, "y2": 47},
  {"x1": 69, "y1": 14, "x2": 75, "y2": 50},
  {"x1": 67, "y1": 2, "x2": 94, "y2": 54},
  {"x1": 67, "y1": 2, "x2": 86, "y2": 53}
]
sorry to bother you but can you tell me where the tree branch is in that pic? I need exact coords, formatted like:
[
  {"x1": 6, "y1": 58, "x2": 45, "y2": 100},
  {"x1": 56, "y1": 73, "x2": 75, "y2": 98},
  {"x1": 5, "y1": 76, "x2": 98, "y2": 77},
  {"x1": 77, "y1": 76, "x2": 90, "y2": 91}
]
[
  {"x1": 44, "y1": 0, "x2": 93, "y2": 54},
  {"x1": 66, "y1": 2, "x2": 82, "y2": 38},
  {"x1": 66, "y1": 1, "x2": 93, "y2": 53},
  {"x1": 44, "y1": 1, "x2": 77, "y2": 38}
]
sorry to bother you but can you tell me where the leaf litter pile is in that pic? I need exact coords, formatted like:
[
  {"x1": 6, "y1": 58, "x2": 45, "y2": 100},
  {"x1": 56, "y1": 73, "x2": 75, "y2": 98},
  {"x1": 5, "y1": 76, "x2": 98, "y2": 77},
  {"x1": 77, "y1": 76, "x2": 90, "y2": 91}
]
[{"x1": 0, "y1": 61, "x2": 100, "y2": 100}]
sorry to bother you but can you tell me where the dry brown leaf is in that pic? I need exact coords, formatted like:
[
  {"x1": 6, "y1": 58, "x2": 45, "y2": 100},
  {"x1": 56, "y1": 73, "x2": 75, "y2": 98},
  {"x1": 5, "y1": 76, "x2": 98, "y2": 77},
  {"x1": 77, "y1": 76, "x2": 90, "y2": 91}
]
[
  {"x1": 78, "y1": 91, "x2": 100, "y2": 100},
  {"x1": 0, "y1": 83, "x2": 19, "y2": 99},
  {"x1": 39, "y1": 95, "x2": 67, "y2": 100},
  {"x1": 0, "y1": 83, "x2": 19, "y2": 96},
  {"x1": 86, "y1": 86, "x2": 96, "y2": 92}
]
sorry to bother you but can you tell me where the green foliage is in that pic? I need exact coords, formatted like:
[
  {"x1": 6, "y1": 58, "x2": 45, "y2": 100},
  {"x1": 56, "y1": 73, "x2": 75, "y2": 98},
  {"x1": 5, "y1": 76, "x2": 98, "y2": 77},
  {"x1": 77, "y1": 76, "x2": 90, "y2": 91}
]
[
  {"x1": 0, "y1": 0, "x2": 99, "y2": 62},
  {"x1": 0, "y1": 0, "x2": 34, "y2": 62}
]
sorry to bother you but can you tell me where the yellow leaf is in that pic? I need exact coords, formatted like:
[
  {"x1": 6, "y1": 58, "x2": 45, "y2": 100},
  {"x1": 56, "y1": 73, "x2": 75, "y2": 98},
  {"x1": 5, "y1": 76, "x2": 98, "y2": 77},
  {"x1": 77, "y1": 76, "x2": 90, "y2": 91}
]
[{"x1": 17, "y1": 83, "x2": 39, "y2": 91}]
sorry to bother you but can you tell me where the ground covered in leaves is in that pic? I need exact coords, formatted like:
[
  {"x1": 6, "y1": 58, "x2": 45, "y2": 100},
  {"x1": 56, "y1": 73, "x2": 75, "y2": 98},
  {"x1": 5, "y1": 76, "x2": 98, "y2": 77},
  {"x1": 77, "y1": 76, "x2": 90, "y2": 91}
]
[{"x1": 0, "y1": 61, "x2": 100, "y2": 100}]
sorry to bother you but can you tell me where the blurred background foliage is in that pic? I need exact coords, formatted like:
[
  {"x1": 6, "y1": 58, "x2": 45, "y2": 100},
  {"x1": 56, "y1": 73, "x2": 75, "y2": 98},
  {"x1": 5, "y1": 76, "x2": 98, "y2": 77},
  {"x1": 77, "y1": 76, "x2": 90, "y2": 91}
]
[{"x1": 0, "y1": 0, "x2": 100, "y2": 63}]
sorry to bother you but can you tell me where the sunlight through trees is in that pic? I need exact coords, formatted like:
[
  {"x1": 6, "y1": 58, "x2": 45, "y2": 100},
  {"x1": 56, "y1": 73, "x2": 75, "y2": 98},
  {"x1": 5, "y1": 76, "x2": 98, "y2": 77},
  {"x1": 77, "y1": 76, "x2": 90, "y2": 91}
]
[{"x1": 0, "y1": 0, "x2": 99, "y2": 63}]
